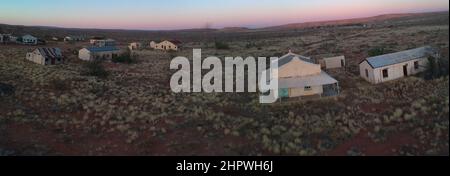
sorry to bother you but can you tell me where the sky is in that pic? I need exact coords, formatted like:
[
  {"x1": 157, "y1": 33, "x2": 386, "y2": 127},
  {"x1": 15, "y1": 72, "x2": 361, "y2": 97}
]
[{"x1": 0, "y1": 0, "x2": 448, "y2": 30}]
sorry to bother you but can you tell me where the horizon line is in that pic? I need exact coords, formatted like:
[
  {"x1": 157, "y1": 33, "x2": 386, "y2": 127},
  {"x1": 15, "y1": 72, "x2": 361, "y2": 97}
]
[{"x1": 1, "y1": 10, "x2": 448, "y2": 32}]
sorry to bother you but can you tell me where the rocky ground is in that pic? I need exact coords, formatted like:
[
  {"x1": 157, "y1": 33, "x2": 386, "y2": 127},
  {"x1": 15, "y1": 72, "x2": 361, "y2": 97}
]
[{"x1": 0, "y1": 21, "x2": 449, "y2": 156}]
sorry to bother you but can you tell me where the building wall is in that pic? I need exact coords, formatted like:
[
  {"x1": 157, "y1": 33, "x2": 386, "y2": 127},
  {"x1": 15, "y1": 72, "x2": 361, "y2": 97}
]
[
  {"x1": 154, "y1": 41, "x2": 178, "y2": 51},
  {"x1": 23, "y1": 36, "x2": 37, "y2": 45},
  {"x1": 277, "y1": 58, "x2": 321, "y2": 78},
  {"x1": 359, "y1": 61, "x2": 376, "y2": 83},
  {"x1": 26, "y1": 50, "x2": 63, "y2": 65},
  {"x1": 360, "y1": 57, "x2": 428, "y2": 84},
  {"x1": 78, "y1": 49, "x2": 93, "y2": 61},
  {"x1": 288, "y1": 85, "x2": 323, "y2": 97},
  {"x1": 26, "y1": 52, "x2": 45, "y2": 65},
  {"x1": 93, "y1": 50, "x2": 121, "y2": 60},
  {"x1": 90, "y1": 39, "x2": 115, "y2": 47},
  {"x1": 79, "y1": 49, "x2": 121, "y2": 61},
  {"x1": 129, "y1": 43, "x2": 142, "y2": 50},
  {"x1": 149, "y1": 41, "x2": 156, "y2": 48},
  {"x1": 372, "y1": 57, "x2": 428, "y2": 84},
  {"x1": 324, "y1": 56, "x2": 345, "y2": 69}
]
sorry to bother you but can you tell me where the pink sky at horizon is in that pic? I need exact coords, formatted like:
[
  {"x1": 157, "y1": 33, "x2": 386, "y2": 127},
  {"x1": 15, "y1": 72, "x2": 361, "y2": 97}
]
[{"x1": 0, "y1": 0, "x2": 448, "y2": 30}]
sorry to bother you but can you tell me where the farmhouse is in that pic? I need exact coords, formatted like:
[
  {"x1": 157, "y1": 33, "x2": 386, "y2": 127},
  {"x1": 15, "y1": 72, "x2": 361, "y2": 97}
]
[
  {"x1": 273, "y1": 52, "x2": 339, "y2": 99},
  {"x1": 90, "y1": 38, "x2": 116, "y2": 47},
  {"x1": 321, "y1": 55, "x2": 345, "y2": 69},
  {"x1": 359, "y1": 46, "x2": 439, "y2": 84},
  {"x1": 26, "y1": 48, "x2": 64, "y2": 65},
  {"x1": 22, "y1": 34, "x2": 38, "y2": 45},
  {"x1": 129, "y1": 42, "x2": 143, "y2": 50},
  {"x1": 152, "y1": 40, "x2": 181, "y2": 51},
  {"x1": 78, "y1": 46, "x2": 121, "y2": 61}
]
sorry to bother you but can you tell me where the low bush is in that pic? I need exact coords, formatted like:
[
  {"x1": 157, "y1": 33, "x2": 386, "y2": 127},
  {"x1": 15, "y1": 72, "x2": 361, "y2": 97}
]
[
  {"x1": 368, "y1": 47, "x2": 386, "y2": 57},
  {"x1": 112, "y1": 49, "x2": 136, "y2": 64},
  {"x1": 49, "y1": 78, "x2": 71, "y2": 91},
  {"x1": 215, "y1": 41, "x2": 230, "y2": 50},
  {"x1": 82, "y1": 61, "x2": 109, "y2": 78}
]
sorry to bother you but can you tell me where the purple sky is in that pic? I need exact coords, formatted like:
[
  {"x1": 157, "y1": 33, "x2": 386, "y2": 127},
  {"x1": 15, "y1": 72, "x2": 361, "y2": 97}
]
[{"x1": 0, "y1": 0, "x2": 448, "y2": 30}]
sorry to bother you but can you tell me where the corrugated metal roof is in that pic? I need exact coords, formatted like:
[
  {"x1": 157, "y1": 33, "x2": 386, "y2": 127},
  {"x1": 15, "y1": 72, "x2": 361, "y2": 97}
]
[
  {"x1": 365, "y1": 46, "x2": 436, "y2": 68},
  {"x1": 85, "y1": 46, "x2": 119, "y2": 52},
  {"x1": 36, "y1": 48, "x2": 62, "y2": 59},
  {"x1": 276, "y1": 53, "x2": 313, "y2": 68},
  {"x1": 278, "y1": 71, "x2": 338, "y2": 88},
  {"x1": 22, "y1": 34, "x2": 37, "y2": 39}
]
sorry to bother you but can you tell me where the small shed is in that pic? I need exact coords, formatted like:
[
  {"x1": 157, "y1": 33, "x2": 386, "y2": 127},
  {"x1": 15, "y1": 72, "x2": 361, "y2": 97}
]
[
  {"x1": 26, "y1": 48, "x2": 64, "y2": 65},
  {"x1": 323, "y1": 55, "x2": 345, "y2": 69},
  {"x1": 129, "y1": 42, "x2": 143, "y2": 50}
]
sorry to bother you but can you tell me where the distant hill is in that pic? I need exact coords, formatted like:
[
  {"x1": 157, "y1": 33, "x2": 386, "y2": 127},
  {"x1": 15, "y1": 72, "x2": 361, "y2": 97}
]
[
  {"x1": 1, "y1": 11, "x2": 447, "y2": 34},
  {"x1": 0, "y1": 11, "x2": 447, "y2": 42},
  {"x1": 262, "y1": 11, "x2": 448, "y2": 30}
]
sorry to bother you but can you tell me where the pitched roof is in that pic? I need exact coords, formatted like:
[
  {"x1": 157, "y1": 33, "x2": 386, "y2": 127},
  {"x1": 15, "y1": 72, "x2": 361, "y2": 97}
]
[
  {"x1": 169, "y1": 40, "x2": 182, "y2": 45},
  {"x1": 275, "y1": 52, "x2": 314, "y2": 68},
  {"x1": 91, "y1": 36, "x2": 106, "y2": 40},
  {"x1": 36, "y1": 48, "x2": 62, "y2": 58},
  {"x1": 85, "y1": 46, "x2": 119, "y2": 53},
  {"x1": 22, "y1": 34, "x2": 37, "y2": 39},
  {"x1": 363, "y1": 46, "x2": 437, "y2": 68}
]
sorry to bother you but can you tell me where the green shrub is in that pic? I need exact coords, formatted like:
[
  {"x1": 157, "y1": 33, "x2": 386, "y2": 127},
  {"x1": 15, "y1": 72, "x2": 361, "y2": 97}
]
[
  {"x1": 112, "y1": 49, "x2": 136, "y2": 64},
  {"x1": 112, "y1": 55, "x2": 135, "y2": 64},
  {"x1": 368, "y1": 47, "x2": 386, "y2": 57},
  {"x1": 82, "y1": 61, "x2": 109, "y2": 78},
  {"x1": 215, "y1": 41, "x2": 230, "y2": 50},
  {"x1": 425, "y1": 55, "x2": 448, "y2": 79}
]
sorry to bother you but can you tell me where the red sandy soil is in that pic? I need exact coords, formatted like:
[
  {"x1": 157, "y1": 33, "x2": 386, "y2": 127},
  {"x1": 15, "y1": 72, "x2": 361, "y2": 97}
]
[
  {"x1": 327, "y1": 130, "x2": 419, "y2": 156},
  {"x1": 0, "y1": 119, "x2": 258, "y2": 156},
  {"x1": 360, "y1": 103, "x2": 390, "y2": 114}
]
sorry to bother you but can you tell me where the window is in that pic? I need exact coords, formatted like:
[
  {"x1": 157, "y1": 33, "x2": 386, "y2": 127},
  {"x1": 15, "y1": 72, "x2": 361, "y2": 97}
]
[
  {"x1": 365, "y1": 69, "x2": 369, "y2": 78},
  {"x1": 382, "y1": 69, "x2": 389, "y2": 78},
  {"x1": 414, "y1": 61, "x2": 419, "y2": 69},
  {"x1": 304, "y1": 86, "x2": 312, "y2": 91}
]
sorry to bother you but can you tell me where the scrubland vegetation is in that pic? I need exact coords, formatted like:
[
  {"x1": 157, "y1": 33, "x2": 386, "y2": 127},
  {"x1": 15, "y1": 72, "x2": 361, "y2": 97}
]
[{"x1": 0, "y1": 13, "x2": 449, "y2": 155}]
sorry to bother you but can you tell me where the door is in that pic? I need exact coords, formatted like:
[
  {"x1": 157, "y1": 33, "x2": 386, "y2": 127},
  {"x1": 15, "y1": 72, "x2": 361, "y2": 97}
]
[
  {"x1": 279, "y1": 88, "x2": 289, "y2": 98},
  {"x1": 403, "y1": 65, "x2": 408, "y2": 76},
  {"x1": 51, "y1": 57, "x2": 55, "y2": 64}
]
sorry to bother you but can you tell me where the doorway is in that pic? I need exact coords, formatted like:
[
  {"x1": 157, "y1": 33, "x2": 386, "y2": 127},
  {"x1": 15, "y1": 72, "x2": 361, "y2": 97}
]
[{"x1": 403, "y1": 65, "x2": 408, "y2": 76}]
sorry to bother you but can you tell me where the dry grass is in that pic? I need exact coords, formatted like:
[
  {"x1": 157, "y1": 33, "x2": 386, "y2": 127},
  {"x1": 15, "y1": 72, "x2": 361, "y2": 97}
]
[{"x1": 0, "y1": 16, "x2": 448, "y2": 155}]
